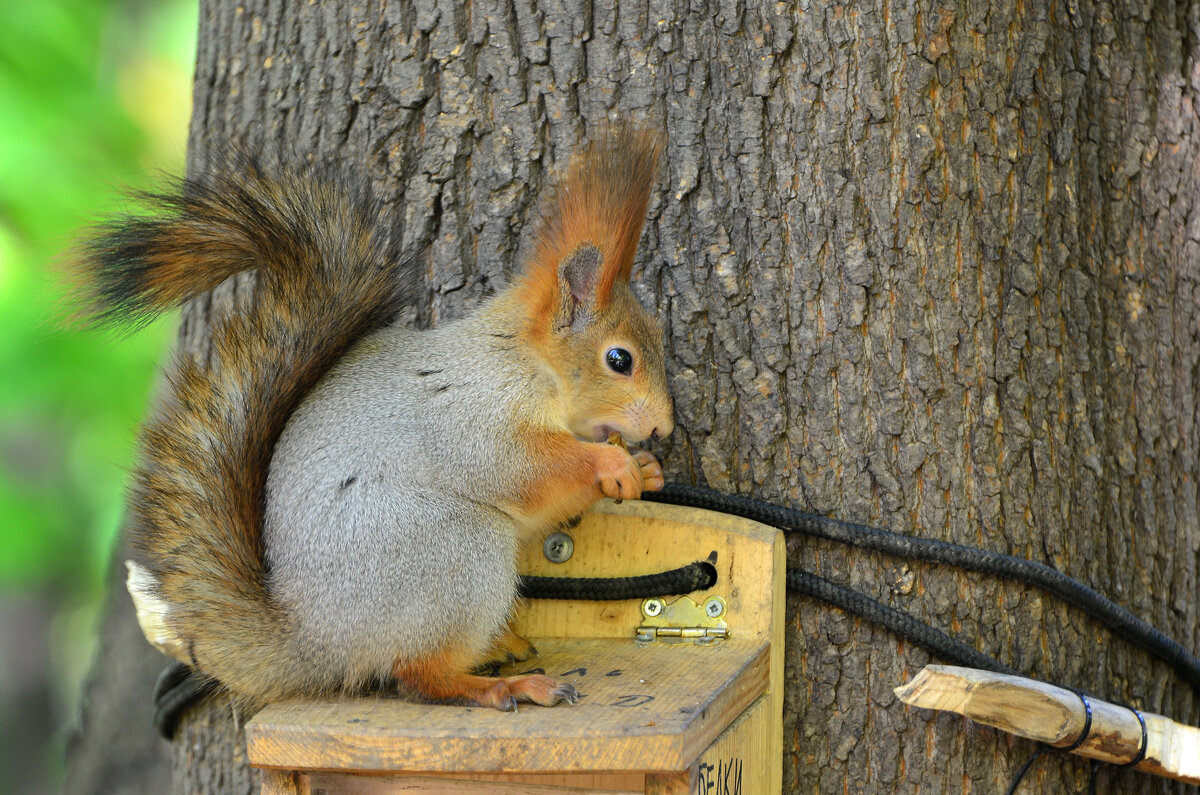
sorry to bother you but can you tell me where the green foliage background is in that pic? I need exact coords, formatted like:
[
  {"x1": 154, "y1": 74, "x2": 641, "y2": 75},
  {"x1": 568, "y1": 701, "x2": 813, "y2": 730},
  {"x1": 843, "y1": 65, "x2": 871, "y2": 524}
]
[{"x1": 0, "y1": 0, "x2": 196, "y2": 787}]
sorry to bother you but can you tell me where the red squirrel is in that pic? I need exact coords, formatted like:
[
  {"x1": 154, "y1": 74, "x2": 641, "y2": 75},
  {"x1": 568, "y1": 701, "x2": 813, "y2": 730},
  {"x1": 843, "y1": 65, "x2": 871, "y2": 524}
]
[{"x1": 77, "y1": 127, "x2": 673, "y2": 711}]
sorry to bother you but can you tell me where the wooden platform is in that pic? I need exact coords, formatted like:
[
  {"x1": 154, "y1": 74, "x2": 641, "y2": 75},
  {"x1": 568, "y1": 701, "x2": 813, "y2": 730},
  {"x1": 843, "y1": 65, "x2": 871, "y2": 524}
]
[{"x1": 247, "y1": 500, "x2": 785, "y2": 794}]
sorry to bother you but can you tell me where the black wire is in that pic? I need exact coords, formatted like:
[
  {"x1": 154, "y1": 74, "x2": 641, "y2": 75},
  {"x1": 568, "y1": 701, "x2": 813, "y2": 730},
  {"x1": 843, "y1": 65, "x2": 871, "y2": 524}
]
[
  {"x1": 1002, "y1": 690, "x2": 1099, "y2": 794},
  {"x1": 1061, "y1": 690, "x2": 1093, "y2": 753},
  {"x1": 1117, "y1": 708, "x2": 1148, "y2": 768},
  {"x1": 1005, "y1": 745, "x2": 1048, "y2": 795},
  {"x1": 645, "y1": 483, "x2": 1200, "y2": 695},
  {"x1": 1005, "y1": 745, "x2": 1049, "y2": 795}
]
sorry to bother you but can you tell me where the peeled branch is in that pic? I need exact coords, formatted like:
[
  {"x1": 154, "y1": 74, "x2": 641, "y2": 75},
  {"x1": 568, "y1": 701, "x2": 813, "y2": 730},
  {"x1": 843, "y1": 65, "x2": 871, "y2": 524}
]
[{"x1": 895, "y1": 665, "x2": 1200, "y2": 785}]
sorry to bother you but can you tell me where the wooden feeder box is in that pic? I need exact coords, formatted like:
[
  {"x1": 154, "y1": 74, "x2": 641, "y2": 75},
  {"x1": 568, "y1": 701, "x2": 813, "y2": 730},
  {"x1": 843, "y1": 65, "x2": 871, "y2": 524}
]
[{"x1": 246, "y1": 500, "x2": 785, "y2": 793}]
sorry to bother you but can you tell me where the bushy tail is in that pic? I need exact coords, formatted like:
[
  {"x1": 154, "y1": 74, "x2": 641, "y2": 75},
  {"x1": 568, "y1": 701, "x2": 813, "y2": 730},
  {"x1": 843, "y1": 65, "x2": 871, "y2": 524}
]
[{"x1": 78, "y1": 157, "x2": 419, "y2": 703}]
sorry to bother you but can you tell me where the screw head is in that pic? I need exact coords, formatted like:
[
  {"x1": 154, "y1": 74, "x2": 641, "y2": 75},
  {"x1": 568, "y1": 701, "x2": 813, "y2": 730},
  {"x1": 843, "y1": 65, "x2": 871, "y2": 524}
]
[
  {"x1": 704, "y1": 597, "x2": 725, "y2": 618},
  {"x1": 542, "y1": 532, "x2": 574, "y2": 563},
  {"x1": 642, "y1": 598, "x2": 665, "y2": 617}
]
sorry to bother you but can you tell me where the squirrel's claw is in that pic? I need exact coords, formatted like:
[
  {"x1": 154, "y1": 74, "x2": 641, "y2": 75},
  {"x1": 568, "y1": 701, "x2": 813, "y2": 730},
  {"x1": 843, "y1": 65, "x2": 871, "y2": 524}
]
[
  {"x1": 496, "y1": 674, "x2": 580, "y2": 708},
  {"x1": 552, "y1": 682, "x2": 581, "y2": 705}
]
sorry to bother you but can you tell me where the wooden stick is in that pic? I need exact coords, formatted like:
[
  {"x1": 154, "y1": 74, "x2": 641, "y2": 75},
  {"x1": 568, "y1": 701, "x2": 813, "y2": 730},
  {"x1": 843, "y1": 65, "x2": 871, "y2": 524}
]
[{"x1": 895, "y1": 665, "x2": 1200, "y2": 785}]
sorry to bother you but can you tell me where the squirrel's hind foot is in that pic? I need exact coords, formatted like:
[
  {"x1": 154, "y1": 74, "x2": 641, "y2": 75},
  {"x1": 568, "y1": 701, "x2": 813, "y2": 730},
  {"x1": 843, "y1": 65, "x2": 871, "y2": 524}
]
[
  {"x1": 474, "y1": 626, "x2": 539, "y2": 672},
  {"x1": 494, "y1": 674, "x2": 580, "y2": 710},
  {"x1": 394, "y1": 649, "x2": 579, "y2": 711}
]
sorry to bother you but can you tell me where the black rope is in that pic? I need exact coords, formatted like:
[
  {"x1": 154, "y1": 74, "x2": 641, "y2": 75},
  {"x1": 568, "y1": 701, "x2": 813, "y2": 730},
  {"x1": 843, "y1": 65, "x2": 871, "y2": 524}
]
[
  {"x1": 150, "y1": 559, "x2": 720, "y2": 738},
  {"x1": 518, "y1": 556, "x2": 717, "y2": 600},
  {"x1": 645, "y1": 483, "x2": 1200, "y2": 694},
  {"x1": 788, "y1": 569, "x2": 1016, "y2": 675},
  {"x1": 151, "y1": 480, "x2": 1200, "y2": 761},
  {"x1": 153, "y1": 661, "x2": 208, "y2": 739}
]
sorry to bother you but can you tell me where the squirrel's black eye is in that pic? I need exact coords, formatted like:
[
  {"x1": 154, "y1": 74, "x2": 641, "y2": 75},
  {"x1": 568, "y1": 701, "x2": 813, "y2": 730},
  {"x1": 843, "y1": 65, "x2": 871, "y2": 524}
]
[{"x1": 606, "y1": 347, "x2": 633, "y2": 374}]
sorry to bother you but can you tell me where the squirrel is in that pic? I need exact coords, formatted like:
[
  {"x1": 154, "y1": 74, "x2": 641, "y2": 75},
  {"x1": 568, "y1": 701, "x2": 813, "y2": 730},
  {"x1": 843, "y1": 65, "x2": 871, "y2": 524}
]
[{"x1": 76, "y1": 127, "x2": 673, "y2": 712}]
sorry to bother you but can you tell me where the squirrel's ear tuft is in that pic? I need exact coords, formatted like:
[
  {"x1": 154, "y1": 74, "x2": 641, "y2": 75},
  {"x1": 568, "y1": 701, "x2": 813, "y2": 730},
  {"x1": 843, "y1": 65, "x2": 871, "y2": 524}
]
[
  {"x1": 520, "y1": 126, "x2": 661, "y2": 330},
  {"x1": 555, "y1": 244, "x2": 603, "y2": 331}
]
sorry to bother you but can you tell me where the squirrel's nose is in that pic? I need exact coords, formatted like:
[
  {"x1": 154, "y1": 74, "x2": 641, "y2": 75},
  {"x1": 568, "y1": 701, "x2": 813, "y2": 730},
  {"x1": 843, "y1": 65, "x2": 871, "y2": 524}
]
[{"x1": 652, "y1": 418, "x2": 675, "y2": 439}]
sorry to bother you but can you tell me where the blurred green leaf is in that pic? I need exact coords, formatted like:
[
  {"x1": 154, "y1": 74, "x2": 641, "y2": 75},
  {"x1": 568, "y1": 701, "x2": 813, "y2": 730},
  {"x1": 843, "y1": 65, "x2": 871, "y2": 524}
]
[
  {"x1": 0, "y1": 3, "x2": 196, "y2": 789},
  {"x1": 0, "y1": 0, "x2": 196, "y2": 593}
]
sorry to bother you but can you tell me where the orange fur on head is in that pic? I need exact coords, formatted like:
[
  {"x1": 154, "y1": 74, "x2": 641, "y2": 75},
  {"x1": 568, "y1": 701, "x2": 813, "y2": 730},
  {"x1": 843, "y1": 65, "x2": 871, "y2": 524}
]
[{"x1": 519, "y1": 127, "x2": 662, "y2": 330}]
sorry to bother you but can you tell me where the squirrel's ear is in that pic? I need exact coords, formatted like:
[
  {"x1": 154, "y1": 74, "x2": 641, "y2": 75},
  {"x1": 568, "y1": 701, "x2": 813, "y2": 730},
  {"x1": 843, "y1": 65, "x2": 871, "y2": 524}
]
[
  {"x1": 520, "y1": 127, "x2": 661, "y2": 333},
  {"x1": 555, "y1": 244, "x2": 603, "y2": 331}
]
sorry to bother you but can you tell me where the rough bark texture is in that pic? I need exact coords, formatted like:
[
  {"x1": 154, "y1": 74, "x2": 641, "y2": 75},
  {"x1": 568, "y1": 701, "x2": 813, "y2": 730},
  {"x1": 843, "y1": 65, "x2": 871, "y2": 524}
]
[
  {"x1": 69, "y1": 0, "x2": 1200, "y2": 792},
  {"x1": 62, "y1": 542, "x2": 172, "y2": 795}
]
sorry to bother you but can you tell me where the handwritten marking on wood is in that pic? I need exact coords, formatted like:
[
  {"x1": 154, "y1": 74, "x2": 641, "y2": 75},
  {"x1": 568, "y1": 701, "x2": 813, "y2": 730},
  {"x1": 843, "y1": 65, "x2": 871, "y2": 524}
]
[{"x1": 697, "y1": 757, "x2": 742, "y2": 795}]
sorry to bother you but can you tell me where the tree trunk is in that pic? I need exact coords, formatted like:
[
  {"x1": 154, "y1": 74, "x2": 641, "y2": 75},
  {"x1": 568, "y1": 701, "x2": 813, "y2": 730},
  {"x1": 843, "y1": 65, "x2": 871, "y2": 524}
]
[{"x1": 69, "y1": 0, "x2": 1200, "y2": 792}]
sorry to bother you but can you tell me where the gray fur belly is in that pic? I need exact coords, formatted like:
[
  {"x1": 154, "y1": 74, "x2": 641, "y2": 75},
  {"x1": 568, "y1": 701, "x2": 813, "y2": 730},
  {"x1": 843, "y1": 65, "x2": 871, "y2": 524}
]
[{"x1": 263, "y1": 472, "x2": 519, "y2": 689}]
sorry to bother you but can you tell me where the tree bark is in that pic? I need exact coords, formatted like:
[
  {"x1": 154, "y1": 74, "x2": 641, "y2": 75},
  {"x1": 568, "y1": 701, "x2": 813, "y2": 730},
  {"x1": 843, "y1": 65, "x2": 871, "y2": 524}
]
[
  {"x1": 63, "y1": 542, "x2": 172, "y2": 795},
  {"x1": 69, "y1": 0, "x2": 1200, "y2": 792}
]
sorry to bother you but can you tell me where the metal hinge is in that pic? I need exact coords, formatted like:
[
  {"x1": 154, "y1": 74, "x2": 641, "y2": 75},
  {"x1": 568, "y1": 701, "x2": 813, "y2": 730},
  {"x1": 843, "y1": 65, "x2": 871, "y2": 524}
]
[{"x1": 635, "y1": 595, "x2": 728, "y2": 642}]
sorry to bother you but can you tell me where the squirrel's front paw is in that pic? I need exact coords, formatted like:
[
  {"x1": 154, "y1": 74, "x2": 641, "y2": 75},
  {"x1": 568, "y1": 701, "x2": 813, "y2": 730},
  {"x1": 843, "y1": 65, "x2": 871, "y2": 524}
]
[
  {"x1": 632, "y1": 449, "x2": 665, "y2": 492},
  {"x1": 595, "y1": 446, "x2": 644, "y2": 501}
]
